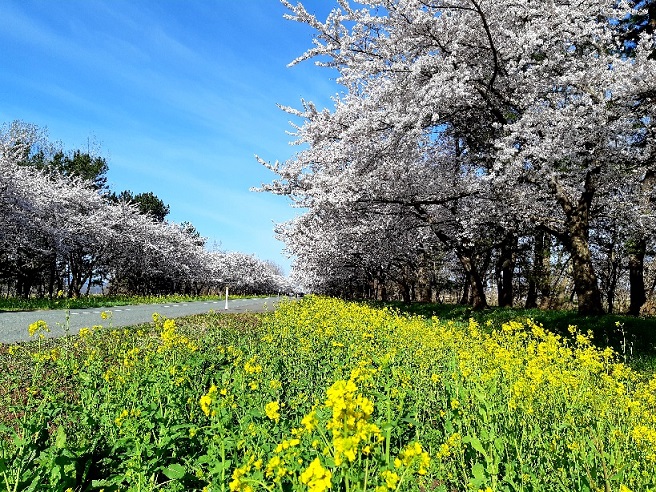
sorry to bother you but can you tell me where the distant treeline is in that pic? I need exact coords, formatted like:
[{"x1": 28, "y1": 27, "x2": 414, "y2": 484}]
[{"x1": 1, "y1": 121, "x2": 289, "y2": 298}]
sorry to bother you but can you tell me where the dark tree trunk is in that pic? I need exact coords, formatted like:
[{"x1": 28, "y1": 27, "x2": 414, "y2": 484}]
[
  {"x1": 47, "y1": 253, "x2": 56, "y2": 299},
  {"x1": 628, "y1": 238, "x2": 647, "y2": 316},
  {"x1": 459, "y1": 271, "x2": 470, "y2": 305},
  {"x1": 569, "y1": 235, "x2": 603, "y2": 315},
  {"x1": 379, "y1": 282, "x2": 388, "y2": 302},
  {"x1": 550, "y1": 172, "x2": 604, "y2": 316},
  {"x1": 605, "y1": 246, "x2": 620, "y2": 314},
  {"x1": 496, "y1": 234, "x2": 516, "y2": 307},
  {"x1": 458, "y1": 251, "x2": 488, "y2": 310},
  {"x1": 565, "y1": 195, "x2": 604, "y2": 315},
  {"x1": 400, "y1": 282, "x2": 412, "y2": 304},
  {"x1": 525, "y1": 230, "x2": 548, "y2": 308}
]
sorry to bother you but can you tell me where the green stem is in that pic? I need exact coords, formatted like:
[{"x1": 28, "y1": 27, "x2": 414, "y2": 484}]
[
  {"x1": 385, "y1": 392, "x2": 392, "y2": 465},
  {"x1": 221, "y1": 439, "x2": 226, "y2": 491},
  {"x1": 394, "y1": 466, "x2": 412, "y2": 492}
]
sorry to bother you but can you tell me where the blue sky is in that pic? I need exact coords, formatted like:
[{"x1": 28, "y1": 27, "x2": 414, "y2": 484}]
[{"x1": 0, "y1": 1, "x2": 339, "y2": 273}]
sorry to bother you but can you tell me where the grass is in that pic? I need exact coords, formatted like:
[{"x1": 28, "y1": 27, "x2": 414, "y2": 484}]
[{"x1": 1, "y1": 296, "x2": 655, "y2": 491}]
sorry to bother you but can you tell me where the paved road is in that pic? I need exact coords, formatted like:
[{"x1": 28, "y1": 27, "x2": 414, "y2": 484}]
[{"x1": 0, "y1": 296, "x2": 283, "y2": 344}]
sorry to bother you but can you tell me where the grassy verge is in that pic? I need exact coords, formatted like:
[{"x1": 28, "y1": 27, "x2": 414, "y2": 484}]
[
  {"x1": 1, "y1": 296, "x2": 655, "y2": 491},
  {"x1": 0, "y1": 293, "x2": 267, "y2": 313}
]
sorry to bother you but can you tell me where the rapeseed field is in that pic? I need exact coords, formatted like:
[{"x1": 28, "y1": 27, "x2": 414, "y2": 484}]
[{"x1": 1, "y1": 296, "x2": 655, "y2": 491}]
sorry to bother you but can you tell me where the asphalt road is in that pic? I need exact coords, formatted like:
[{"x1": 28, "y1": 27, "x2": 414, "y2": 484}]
[{"x1": 0, "y1": 296, "x2": 283, "y2": 344}]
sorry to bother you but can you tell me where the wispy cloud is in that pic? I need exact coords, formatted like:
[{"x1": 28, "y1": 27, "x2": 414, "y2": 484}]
[{"x1": 0, "y1": 0, "x2": 339, "y2": 272}]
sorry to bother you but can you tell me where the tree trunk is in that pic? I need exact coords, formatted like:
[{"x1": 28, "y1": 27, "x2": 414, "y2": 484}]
[
  {"x1": 539, "y1": 234, "x2": 553, "y2": 308},
  {"x1": 400, "y1": 282, "x2": 412, "y2": 303},
  {"x1": 525, "y1": 230, "x2": 549, "y2": 308},
  {"x1": 628, "y1": 238, "x2": 647, "y2": 316},
  {"x1": 47, "y1": 253, "x2": 56, "y2": 299},
  {"x1": 567, "y1": 217, "x2": 604, "y2": 315},
  {"x1": 550, "y1": 172, "x2": 604, "y2": 315},
  {"x1": 458, "y1": 251, "x2": 488, "y2": 310},
  {"x1": 379, "y1": 282, "x2": 388, "y2": 302},
  {"x1": 496, "y1": 234, "x2": 515, "y2": 307},
  {"x1": 605, "y1": 246, "x2": 620, "y2": 314},
  {"x1": 459, "y1": 271, "x2": 470, "y2": 305}
]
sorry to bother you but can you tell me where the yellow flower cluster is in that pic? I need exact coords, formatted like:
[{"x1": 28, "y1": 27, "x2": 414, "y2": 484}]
[
  {"x1": 324, "y1": 379, "x2": 382, "y2": 466},
  {"x1": 631, "y1": 425, "x2": 656, "y2": 462},
  {"x1": 265, "y1": 436, "x2": 302, "y2": 483},
  {"x1": 114, "y1": 408, "x2": 141, "y2": 428},
  {"x1": 31, "y1": 347, "x2": 60, "y2": 362},
  {"x1": 229, "y1": 455, "x2": 262, "y2": 492},
  {"x1": 436, "y1": 432, "x2": 461, "y2": 460},
  {"x1": 158, "y1": 318, "x2": 197, "y2": 352},
  {"x1": 395, "y1": 441, "x2": 430, "y2": 475},
  {"x1": 200, "y1": 384, "x2": 218, "y2": 417},
  {"x1": 244, "y1": 356, "x2": 262, "y2": 374},
  {"x1": 28, "y1": 319, "x2": 49, "y2": 337},
  {"x1": 300, "y1": 458, "x2": 332, "y2": 492},
  {"x1": 301, "y1": 409, "x2": 318, "y2": 432},
  {"x1": 265, "y1": 401, "x2": 281, "y2": 423},
  {"x1": 379, "y1": 469, "x2": 400, "y2": 490}
]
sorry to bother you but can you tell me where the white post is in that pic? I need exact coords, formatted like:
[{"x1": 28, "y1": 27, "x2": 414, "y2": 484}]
[{"x1": 224, "y1": 286, "x2": 229, "y2": 310}]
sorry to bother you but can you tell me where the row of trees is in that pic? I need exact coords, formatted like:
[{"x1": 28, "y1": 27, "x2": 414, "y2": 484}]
[
  {"x1": 1, "y1": 121, "x2": 289, "y2": 298},
  {"x1": 260, "y1": 0, "x2": 656, "y2": 315}
]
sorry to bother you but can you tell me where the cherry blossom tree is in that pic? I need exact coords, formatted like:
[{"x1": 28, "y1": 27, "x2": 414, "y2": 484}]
[
  {"x1": 2, "y1": 121, "x2": 288, "y2": 298},
  {"x1": 260, "y1": 0, "x2": 656, "y2": 314}
]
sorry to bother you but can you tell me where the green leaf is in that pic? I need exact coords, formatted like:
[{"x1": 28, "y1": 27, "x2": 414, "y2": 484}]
[
  {"x1": 464, "y1": 435, "x2": 488, "y2": 458},
  {"x1": 55, "y1": 426, "x2": 66, "y2": 449},
  {"x1": 196, "y1": 454, "x2": 210, "y2": 465},
  {"x1": 471, "y1": 462, "x2": 487, "y2": 488},
  {"x1": 162, "y1": 463, "x2": 186, "y2": 480},
  {"x1": 210, "y1": 459, "x2": 232, "y2": 475}
]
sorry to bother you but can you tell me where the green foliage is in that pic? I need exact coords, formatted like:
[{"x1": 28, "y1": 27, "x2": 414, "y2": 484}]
[
  {"x1": 110, "y1": 190, "x2": 170, "y2": 222},
  {"x1": 1, "y1": 297, "x2": 655, "y2": 491},
  {"x1": 50, "y1": 150, "x2": 109, "y2": 191}
]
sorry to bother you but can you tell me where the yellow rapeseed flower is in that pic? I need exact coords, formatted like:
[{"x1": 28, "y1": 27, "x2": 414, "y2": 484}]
[
  {"x1": 265, "y1": 401, "x2": 281, "y2": 423},
  {"x1": 200, "y1": 384, "x2": 218, "y2": 417},
  {"x1": 301, "y1": 409, "x2": 318, "y2": 432},
  {"x1": 300, "y1": 458, "x2": 332, "y2": 492},
  {"x1": 28, "y1": 320, "x2": 49, "y2": 337},
  {"x1": 380, "y1": 470, "x2": 400, "y2": 489}
]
